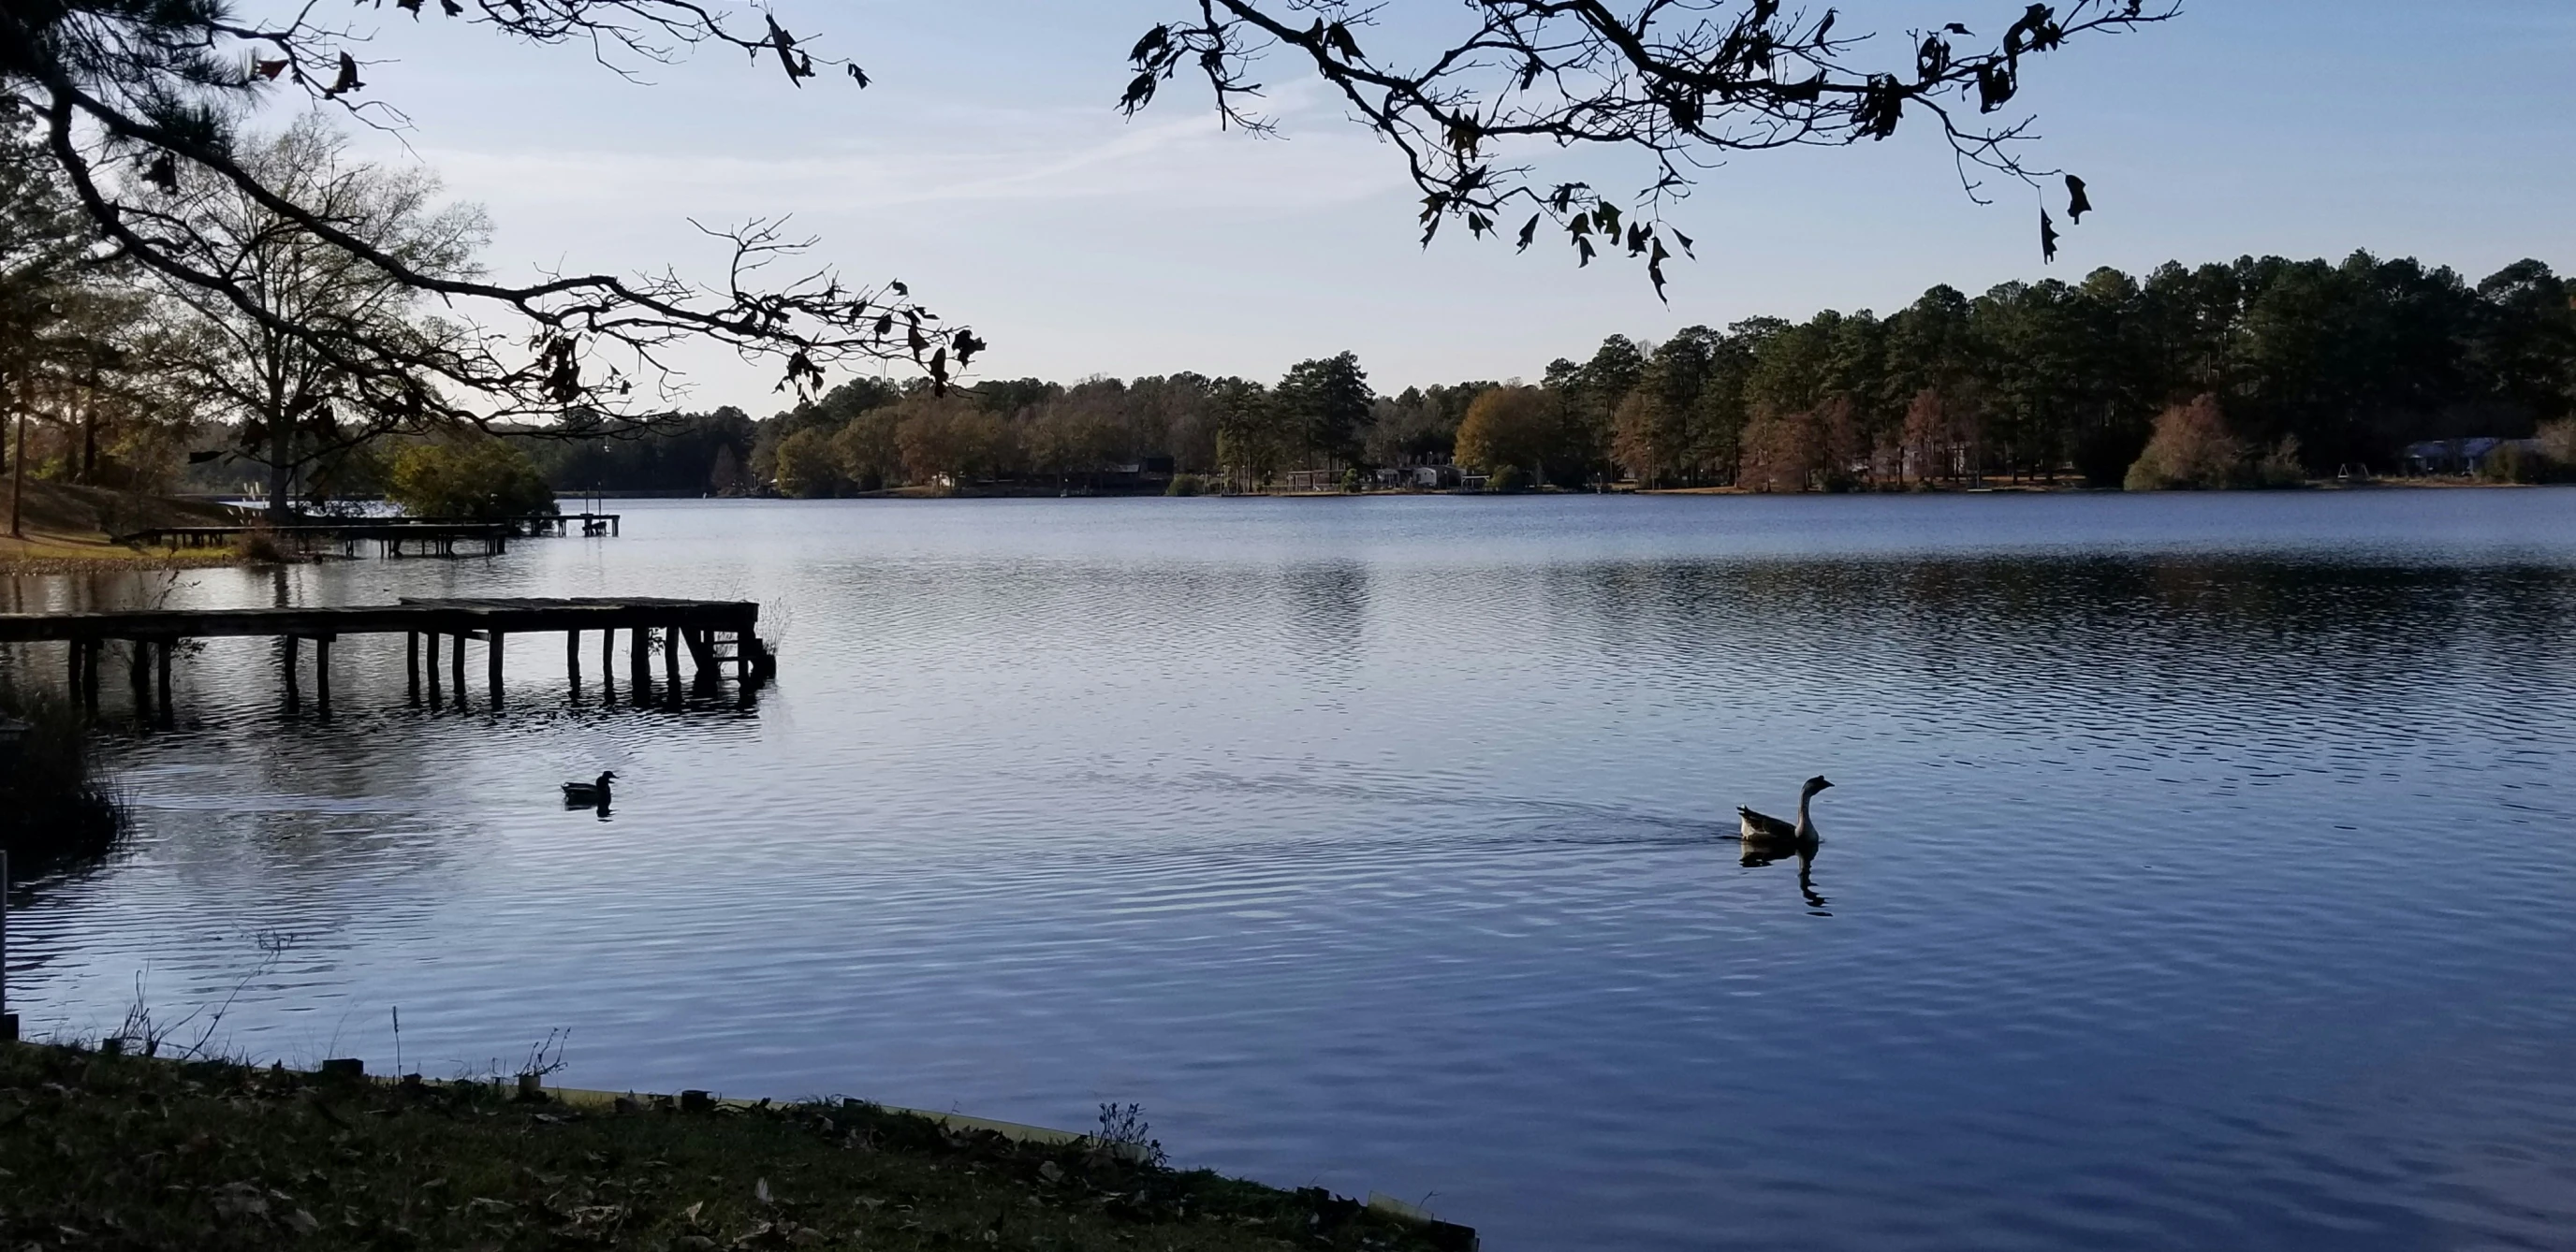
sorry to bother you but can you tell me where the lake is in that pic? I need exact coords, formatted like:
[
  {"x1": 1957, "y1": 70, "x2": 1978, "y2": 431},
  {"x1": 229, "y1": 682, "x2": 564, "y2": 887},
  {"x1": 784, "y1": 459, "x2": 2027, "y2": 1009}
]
[{"x1": 7, "y1": 489, "x2": 2576, "y2": 1251}]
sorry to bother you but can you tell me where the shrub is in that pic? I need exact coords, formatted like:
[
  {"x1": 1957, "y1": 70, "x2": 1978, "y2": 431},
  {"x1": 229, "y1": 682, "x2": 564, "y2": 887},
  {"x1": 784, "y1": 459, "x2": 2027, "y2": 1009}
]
[
  {"x1": 0, "y1": 691, "x2": 126, "y2": 872},
  {"x1": 236, "y1": 521, "x2": 285, "y2": 563},
  {"x1": 2125, "y1": 395, "x2": 2247, "y2": 490},
  {"x1": 2254, "y1": 435, "x2": 2308, "y2": 488},
  {"x1": 2538, "y1": 419, "x2": 2576, "y2": 472},
  {"x1": 1487, "y1": 464, "x2": 1530, "y2": 493},
  {"x1": 386, "y1": 438, "x2": 558, "y2": 519},
  {"x1": 1164, "y1": 473, "x2": 1206, "y2": 497}
]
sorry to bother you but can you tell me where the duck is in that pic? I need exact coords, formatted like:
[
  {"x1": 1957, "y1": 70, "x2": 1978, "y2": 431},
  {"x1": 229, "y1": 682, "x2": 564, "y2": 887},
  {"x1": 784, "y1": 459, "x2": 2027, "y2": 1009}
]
[
  {"x1": 562, "y1": 771, "x2": 617, "y2": 806},
  {"x1": 1738, "y1": 776, "x2": 1832, "y2": 845}
]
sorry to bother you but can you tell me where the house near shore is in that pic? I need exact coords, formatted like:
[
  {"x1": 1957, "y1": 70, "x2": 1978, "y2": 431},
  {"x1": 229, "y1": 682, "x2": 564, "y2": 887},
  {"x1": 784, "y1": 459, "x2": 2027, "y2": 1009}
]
[
  {"x1": 2402, "y1": 437, "x2": 2542, "y2": 475},
  {"x1": 1374, "y1": 464, "x2": 1462, "y2": 489}
]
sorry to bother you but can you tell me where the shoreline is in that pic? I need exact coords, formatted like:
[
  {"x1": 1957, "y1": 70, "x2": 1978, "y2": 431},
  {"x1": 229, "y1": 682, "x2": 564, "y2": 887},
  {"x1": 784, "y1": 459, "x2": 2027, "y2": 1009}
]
[
  {"x1": 0, "y1": 538, "x2": 260, "y2": 575},
  {"x1": 0, "y1": 1040, "x2": 1479, "y2": 1251}
]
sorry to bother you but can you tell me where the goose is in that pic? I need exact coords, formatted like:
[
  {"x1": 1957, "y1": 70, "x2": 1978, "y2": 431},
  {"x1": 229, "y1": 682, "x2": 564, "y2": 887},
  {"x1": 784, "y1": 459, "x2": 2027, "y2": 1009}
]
[
  {"x1": 1738, "y1": 776, "x2": 1832, "y2": 845},
  {"x1": 561, "y1": 771, "x2": 616, "y2": 806}
]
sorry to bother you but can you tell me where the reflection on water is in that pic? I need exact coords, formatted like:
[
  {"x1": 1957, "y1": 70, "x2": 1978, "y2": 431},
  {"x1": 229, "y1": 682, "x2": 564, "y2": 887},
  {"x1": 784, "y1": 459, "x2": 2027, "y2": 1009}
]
[{"x1": 7, "y1": 490, "x2": 2576, "y2": 1252}]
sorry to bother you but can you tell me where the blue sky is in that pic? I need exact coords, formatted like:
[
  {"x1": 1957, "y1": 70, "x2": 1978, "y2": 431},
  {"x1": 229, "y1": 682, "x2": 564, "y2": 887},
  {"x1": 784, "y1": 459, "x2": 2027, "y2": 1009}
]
[{"x1": 322, "y1": 1, "x2": 2576, "y2": 409}]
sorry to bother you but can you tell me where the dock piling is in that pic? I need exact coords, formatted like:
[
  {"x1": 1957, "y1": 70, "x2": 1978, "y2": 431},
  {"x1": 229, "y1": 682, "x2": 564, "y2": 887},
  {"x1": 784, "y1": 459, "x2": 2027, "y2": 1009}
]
[
  {"x1": 154, "y1": 642, "x2": 173, "y2": 726},
  {"x1": 283, "y1": 635, "x2": 301, "y2": 710},
  {"x1": 450, "y1": 633, "x2": 466, "y2": 709},
  {"x1": 315, "y1": 636, "x2": 333, "y2": 718},
  {"x1": 406, "y1": 632, "x2": 421, "y2": 705},
  {"x1": 425, "y1": 632, "x2": 443, "y2": 707},
  {"x1": 489, "y1": 632, "x2": 505, "y2": 708},
  {"x1": 628, "y1": 627, "x2": 650, "y2": 701}
]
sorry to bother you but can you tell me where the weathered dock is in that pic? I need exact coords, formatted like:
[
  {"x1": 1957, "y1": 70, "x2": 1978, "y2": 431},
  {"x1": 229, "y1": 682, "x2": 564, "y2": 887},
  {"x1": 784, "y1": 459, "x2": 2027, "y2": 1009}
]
[
  {"x1": 117, "y1": 522, "x2": 512, "y2": 558},
  {"x1": 116, "y1": 514, "x2": 622, "y2": 557},
  {"x1": 0, "y1": 597, "x2": 771, "y2": 719},
  {"x1": 392, "y1": 513, "x2": 622, "y2": 537}
]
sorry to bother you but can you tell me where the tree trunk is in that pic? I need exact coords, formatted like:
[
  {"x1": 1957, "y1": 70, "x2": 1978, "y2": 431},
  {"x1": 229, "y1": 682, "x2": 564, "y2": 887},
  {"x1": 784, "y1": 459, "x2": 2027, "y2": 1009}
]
[
  {"x1": 268, "y1": 420, "x2": 294, "y2": 521},
  {"x1": 9, "y1": 400, "x2": 26, "y2": 540},
  {"x1": 266, "y1": 385, "x2": 294, "y2": 522}
]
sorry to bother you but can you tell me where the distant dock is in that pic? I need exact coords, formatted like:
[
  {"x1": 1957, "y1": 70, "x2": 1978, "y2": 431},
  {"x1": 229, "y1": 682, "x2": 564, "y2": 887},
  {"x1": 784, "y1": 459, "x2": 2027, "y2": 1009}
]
[
  {"x1": 115, "y1": 514, "x2": 622, "y2": 558},
  {"x1": 0, "y1": 596, "x2": 768, "y2": 719}
]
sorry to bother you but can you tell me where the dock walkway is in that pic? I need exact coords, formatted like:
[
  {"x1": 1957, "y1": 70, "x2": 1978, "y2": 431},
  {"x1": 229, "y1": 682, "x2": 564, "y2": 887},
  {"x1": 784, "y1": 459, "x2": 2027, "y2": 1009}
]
[
  {"x1": 0, "y1": 596, "x2": 768, "y2": 718},
  {"x1": 117, "y1": 514, "x2": 622, "y2": 557}
]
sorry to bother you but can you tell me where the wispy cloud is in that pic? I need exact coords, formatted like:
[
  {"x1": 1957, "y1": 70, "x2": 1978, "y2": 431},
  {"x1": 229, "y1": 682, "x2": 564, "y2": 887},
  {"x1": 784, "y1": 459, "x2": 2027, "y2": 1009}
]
[{"x1": 418, "y1": 89, "x2": 1402, "y2": 221}]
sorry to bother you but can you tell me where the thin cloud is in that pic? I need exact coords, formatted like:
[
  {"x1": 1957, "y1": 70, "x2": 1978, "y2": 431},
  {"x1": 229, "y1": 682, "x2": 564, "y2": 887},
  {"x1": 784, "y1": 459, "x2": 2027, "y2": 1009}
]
[{"x1": 418, "y1": 94, "x2": 1401, "y2": 219}]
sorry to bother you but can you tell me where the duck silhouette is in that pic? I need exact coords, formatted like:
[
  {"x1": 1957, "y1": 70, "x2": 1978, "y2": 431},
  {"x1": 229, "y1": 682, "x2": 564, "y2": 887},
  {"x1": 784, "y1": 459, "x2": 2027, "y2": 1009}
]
[{"x1": 562, "y1": 771, "x2": 616, "y2": 808}]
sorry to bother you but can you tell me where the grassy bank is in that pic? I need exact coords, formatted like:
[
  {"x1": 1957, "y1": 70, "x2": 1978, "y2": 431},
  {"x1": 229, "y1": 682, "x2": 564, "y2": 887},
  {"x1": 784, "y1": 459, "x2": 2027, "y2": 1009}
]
[
  {"x1": 0, "y1": 479, "x2": 252, "y2": 572},
  {"x1": 0, "y1": 1042, "x2": 1476, "y2": 1251}
]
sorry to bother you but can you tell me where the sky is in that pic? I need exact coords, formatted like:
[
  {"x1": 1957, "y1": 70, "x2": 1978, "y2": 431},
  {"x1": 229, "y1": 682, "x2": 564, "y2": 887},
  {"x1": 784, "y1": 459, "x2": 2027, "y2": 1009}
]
[{"x1": 300, "y1": 1, "x2": 2576, "y2": 412}]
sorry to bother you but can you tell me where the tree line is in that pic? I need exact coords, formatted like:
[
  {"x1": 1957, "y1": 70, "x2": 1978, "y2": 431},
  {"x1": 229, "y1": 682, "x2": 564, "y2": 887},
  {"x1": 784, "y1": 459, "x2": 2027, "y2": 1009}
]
[
  {"x1": 553, "y1": 251, "x2": 2575, "y2": 498},
  {"x1": 7, "y1": 1, "x2": 2187, "y2": 529}
]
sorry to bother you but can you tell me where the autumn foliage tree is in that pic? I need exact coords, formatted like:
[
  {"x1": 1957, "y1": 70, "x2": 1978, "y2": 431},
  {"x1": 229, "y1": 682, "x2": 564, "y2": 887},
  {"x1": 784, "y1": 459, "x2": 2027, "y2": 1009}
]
[
  {"x1": 2122, "y1": 394, "x2": 2244, "y2": 490},
  {"x1": 1453, "y1": 386, "x2": 1561, "y2": 482}
]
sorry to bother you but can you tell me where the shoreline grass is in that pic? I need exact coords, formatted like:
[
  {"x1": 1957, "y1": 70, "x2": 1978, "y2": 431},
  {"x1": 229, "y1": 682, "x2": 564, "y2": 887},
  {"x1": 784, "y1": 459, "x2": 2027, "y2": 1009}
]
[
  {"x1": 0, "y1": 1041, "x2": 1478, "y2": 1251},
  {"x1": 1, "y1": 479, "x2": 257, "y2": 573}
]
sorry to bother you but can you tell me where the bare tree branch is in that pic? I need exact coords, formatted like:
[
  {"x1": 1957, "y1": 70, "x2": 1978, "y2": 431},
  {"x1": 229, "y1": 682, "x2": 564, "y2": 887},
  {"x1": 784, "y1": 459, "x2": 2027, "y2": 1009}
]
[
  {"x1": 2, "y1": 1, "x2": 978, "y2": 438},
  {"x1": 1124, "y1": 1, "x2": 2179, "y2": 297}
]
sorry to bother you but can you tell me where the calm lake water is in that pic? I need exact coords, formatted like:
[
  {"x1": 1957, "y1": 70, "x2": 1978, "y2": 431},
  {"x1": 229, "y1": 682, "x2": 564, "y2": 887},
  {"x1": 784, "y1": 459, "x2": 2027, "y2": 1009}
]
[{"x1": 7, "y1": 490, "x2": 2576, "y2": 1250}]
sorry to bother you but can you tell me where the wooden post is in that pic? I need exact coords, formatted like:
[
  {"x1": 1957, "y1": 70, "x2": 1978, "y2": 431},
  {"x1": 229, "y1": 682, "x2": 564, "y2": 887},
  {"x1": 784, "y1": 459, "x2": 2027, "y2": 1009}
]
[
  {"x1": 600, "y1": 627, "x2": 615, "y2": 702},
  {"x1": 628, "y1": 627, "x2": 650, "y2": 700},
  {"x1": 488, "y1": 632, "x2": 505, "y2": 708},
  {"x1": 154, "y1": 641, "x2": 173, "y2": 724},
  {"x1": 126, "y1": 639, "x2": 149, "y2": 709},
  {"x1": 425, "y1": 632, "x2": 443, "y2": 707},
  {"x1": 66, "y1": 637, "x2": 83, "y2": 698},
  {"x1": 450, "y1": 632, "x2": 467, "y2": 708},
  {"x1": 406, "y1": 632, "x2": 421, "y2": 705},
  {"x1": 565, "y1": 629, "x2": 581, "y2": 698},
  {"x1": 315, "y1": 635, "x2": 332, "y2": 717},
  {"x1": 669, "y1": 623, "x2": 690, "y2": 706},
  {"x1": 283, "y1": 634, "x2": 301, "y2": 709}
]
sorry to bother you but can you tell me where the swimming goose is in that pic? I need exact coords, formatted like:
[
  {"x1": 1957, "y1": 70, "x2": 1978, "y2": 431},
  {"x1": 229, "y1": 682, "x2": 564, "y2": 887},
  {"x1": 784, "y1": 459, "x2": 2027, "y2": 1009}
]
[
  {"x1": 562, "y1": 771, "x2": 616, "y2": 806},
  {"x1": 1738, "y1": 776, "x2": 1832, "y2": 844}
]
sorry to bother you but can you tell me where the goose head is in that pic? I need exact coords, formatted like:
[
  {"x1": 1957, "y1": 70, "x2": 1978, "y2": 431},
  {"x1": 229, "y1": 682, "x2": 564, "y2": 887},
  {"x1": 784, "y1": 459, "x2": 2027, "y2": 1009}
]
[
  {"x1": 1801, "y1": 775, "x2": 1834, "y2": 800},
  {"x1": 595, "y1": 771, "x2": 618, "y2": 788}
]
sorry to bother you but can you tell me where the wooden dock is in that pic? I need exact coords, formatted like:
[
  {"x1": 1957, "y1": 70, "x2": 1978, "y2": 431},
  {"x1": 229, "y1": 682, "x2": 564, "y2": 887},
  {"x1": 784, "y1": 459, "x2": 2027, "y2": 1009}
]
[
  {"x1": 0, "y1": 597, "x2": 770, "y2": 719},
  {"x1": 116, "y1": 514, "x2": 622, "y2": 557}
]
